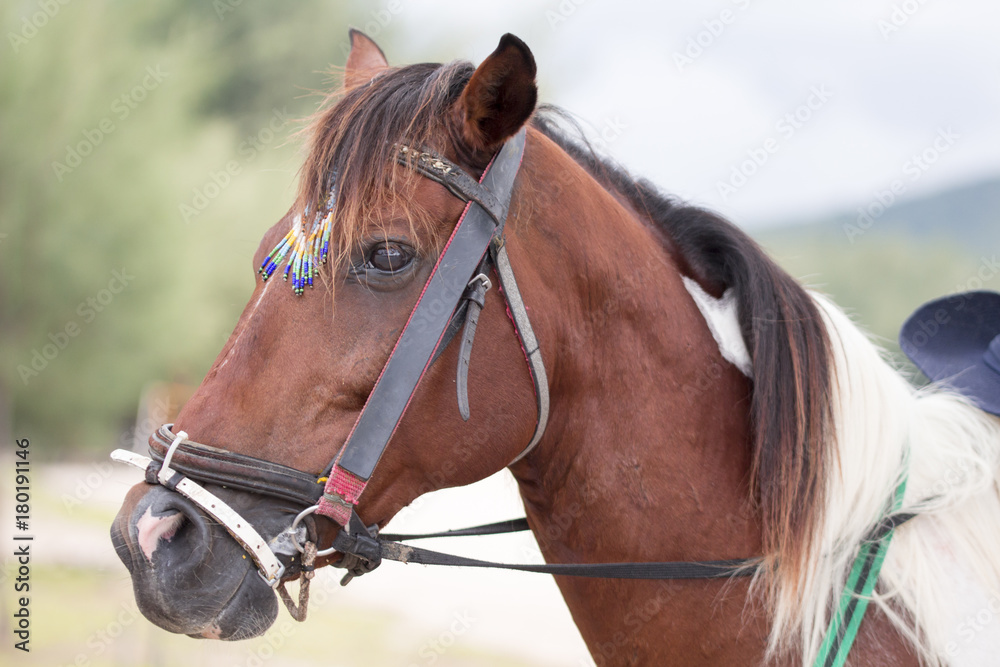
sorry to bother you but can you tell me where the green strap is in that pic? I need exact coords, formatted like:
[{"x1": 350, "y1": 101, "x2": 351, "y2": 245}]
[{"x1": 812, "y1": 476, "x2": 908, "y2": 667}]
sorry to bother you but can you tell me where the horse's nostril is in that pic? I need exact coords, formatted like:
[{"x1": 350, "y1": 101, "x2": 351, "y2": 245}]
[
  {"x1": 136, "y1": 507, "x2": 186, "y2": 563},
  {"x1": 132, "y1": 488, "x2": 214, "y2": 570}
]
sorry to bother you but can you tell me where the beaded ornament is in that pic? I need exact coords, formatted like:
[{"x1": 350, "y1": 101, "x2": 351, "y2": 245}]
[{"x1": 258, "y1": 179, "x2": 335, "y2": 295}]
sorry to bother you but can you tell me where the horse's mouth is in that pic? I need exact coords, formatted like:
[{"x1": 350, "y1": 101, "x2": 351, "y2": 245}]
[{"x1": 182, "y1": 567, "x2": 274, "y2": 641}]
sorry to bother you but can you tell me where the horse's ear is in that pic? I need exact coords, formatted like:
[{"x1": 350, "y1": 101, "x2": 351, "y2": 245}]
[
  {"x1": 457, "y1": 34, "x2": 537, "y2": 157},
  {"x1": 344, "y1": 28, "x2": 389, "y2": 89}
]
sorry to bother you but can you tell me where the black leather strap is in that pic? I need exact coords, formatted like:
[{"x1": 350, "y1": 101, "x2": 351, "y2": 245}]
[
  {"x1": 330, "y1": 510, "x2": 760, "y2": 584},
  {"x1": 380, "y1": 540, "x2": 760, "y2": 580},
  {"x1": 396, "y1": 147, "x2": 507, "y2": 226},
  {"x1": 430, "y1": 300, "x2": 471, "y2": 366},
  {"x1": 336, "y1": 129, "x2": 527, "y2": 481},
  {"x1": 456, "y1": 262, "x2": 492, "y2": 421},
  {"x1": 149, "y1": 425, "x2": 324, "y2": 507},
  {"x1": 380, "y1": 517, "x2": 530, "y2": 541}
]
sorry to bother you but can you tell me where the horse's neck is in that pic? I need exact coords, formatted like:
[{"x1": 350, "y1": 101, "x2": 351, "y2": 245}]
[{"x1": 508, "y1": 137, "x2": 769, "y2": 663}]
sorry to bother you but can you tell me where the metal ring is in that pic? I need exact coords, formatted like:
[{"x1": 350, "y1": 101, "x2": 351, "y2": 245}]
[{"x1": 289, "y1": 505, "x2": 338, "y2": 557}]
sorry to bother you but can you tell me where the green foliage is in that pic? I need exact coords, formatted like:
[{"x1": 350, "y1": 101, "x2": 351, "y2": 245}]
[{"x1": 0, "y1": 2, "x2": 408, "y2": 455}]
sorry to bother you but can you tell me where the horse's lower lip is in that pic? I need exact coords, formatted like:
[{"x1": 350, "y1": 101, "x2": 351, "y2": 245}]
[
  {"x1": 190, "y1": 623, "x2": 223, "y2": 639},
  {"x1": 110, "y1": 519, "x2": 135, "y2": 574}
]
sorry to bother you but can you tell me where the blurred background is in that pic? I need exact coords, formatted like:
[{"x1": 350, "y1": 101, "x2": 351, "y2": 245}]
[{"x1": 1, "y1": 0, "x2": 998, "y2": 665}]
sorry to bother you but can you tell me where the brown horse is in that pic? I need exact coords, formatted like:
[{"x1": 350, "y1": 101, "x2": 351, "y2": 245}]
[{"x1": 111, "y1": 31, "x2": 1000, "y2": 665}]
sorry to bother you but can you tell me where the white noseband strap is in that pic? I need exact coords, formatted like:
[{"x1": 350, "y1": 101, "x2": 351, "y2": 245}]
[{"x1": 112, "y1": 430, "x2": 286, "y2": 588}]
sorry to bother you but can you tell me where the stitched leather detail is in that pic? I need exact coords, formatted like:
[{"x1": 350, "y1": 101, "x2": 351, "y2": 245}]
[{"x1": 149, "y1": 425, "x2": 324, "y2": 507}]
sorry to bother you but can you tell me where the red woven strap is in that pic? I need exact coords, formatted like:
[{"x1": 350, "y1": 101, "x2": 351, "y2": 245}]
[{"x1": 317, "y1": 466, "x2": 366, "y2": 525}]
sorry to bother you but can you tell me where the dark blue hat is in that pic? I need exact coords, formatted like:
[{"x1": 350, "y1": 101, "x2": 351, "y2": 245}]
[{"x1": 899, "y1": 291, "x2": 1000, "y2": 416}]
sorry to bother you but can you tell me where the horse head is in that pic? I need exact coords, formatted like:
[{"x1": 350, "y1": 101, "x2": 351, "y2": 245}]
[{"x1": 111, "y1": 31, "x2": 559, "y2": 640}]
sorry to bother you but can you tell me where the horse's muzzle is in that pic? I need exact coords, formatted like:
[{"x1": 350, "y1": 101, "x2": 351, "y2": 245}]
[{"x1": 111, "y1": 484, "x2": 283, "y2": 640}]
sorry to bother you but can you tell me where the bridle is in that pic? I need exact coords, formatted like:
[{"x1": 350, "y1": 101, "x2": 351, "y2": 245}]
[
  {"x1": 112, "y1": 128, "x2": 553, "y2": 586},
  {"x1": 110, "y1": 128, "x2": 915, "y2": 664}
]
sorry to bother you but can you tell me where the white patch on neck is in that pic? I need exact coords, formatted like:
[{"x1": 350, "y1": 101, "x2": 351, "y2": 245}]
[{"x1": 681, "y1": 276, "x2": 753, "y2": 378}]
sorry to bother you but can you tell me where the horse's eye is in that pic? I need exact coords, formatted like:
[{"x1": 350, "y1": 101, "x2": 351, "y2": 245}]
[{"x1": 366, "y1": 243, "x2": 413, "y2": 273}]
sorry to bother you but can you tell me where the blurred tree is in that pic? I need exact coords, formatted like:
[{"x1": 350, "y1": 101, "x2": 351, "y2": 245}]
[{"x1": 0, "y1": 1, "x2": 410, "y2": 455}]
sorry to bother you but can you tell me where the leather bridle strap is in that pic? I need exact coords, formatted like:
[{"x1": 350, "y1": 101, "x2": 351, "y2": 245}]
[
  {"x1": 341, "y1": 510, "x2": 913, "y2": 584},
  {"x1": 328, "y1": 513, "x2": 761, "y2": 584},
  {"x1": 143, "y1": 424, "x2": 324, "y2": 507},
  {"x1": 317, "y1": 128, "x2": 549, "y2": 525},
  {"x1": 406, "y1": 134, "x2": 548, "y2": 455},
  {"x1": 111, "y1": 433, "x2": 288, "y2": 588}
]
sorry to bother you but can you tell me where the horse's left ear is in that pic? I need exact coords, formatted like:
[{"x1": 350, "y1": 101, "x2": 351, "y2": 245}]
[
  {"x1": 457, "y1": 34, "x2": 537, "y2": 157},
  {"x1": 344, "y1": 28, "x2": 389, "y2": 89}
]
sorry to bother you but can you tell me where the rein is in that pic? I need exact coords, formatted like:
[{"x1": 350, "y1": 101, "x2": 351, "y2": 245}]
[{"x1": 110, "y1": 130, "x2": 915, "y2": 665}]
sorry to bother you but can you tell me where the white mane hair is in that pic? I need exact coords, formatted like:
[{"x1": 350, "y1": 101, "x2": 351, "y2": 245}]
[{"x1": 764, "y1": 292, "x2": 1000, "y2": 666}]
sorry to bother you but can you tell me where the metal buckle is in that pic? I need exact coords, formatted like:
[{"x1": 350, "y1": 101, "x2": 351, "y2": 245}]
[
  {"x1": 468, "y1": 273, "x2": 492, "y2": 292},
  {"x1": 258, "y1": 562, "x2": 286, "y2": 589}
]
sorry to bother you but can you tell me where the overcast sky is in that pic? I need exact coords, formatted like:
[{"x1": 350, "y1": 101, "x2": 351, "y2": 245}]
[{"x1": 376, "y1": 0, "x2": 1000, "y2": 229}]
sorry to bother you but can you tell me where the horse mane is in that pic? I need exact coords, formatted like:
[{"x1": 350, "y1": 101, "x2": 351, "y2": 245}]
[
  {"x1": 296, "y1": 60, "x2": 477, "y2": 264},
  {"x1": 530, "y1": 109, "x2": 833, "y2": 595}
]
